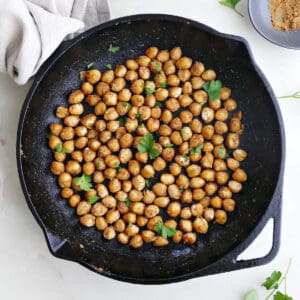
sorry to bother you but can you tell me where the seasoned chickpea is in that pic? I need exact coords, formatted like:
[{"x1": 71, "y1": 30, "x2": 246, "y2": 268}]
[
  {"x1": 80, "y1": 214, "x2": 95, "y2": 227},
  {"x1": 68, "y1": 194, "x2": 81, "y2": 207},
  {"x1": 106, "y1": 209, "x2": 120, "y2": 224},
  {"x1": 172, "y1": 230, "x2": 183, "y2": 244},
  {"x1": 153, "y1": 157, "x2": 166, "y2": 171},
  {"x1": 122, "y1": 180, "x2": 132, "y2": 193},
  {"x1": 228, "y1": 180, "x2": 242, "y2": 193},
  {"x1": 64, "y1": 115, "x2": 80, "y2": 127},
  {"x1": 218, "y1": 187, "x2": 232, "y2": 199},
  {"x1": 77, "y1": 201, "x2": 91, "y2": 216},
  {"x1": 213, "y1": 159, "x2": 227, "y2": 171},
  {"x1": 68, "y1": 90, "x2": 84, "y2": 104},
  {"x1": 202, "y1": 125, "x2": 214, "y2": 139},
  {"x1": 233, "y1": 149, "x2": 247, "y2": 161},
  {"x1": 215, "y1": 121, "x2": 228, "y2": 135},
  {"x1": 50, "y1": 123, "x2": 63, "y2": 136},
  {"x1": 154, "y1": 236, "x2": 169, "y2": 247},
  {"x1": 130, "y1": 234, "x2": 143, "y2": 248},
  {"x1": 179, "y1": 219, "x2": 193, "y2": 233},
  {"x1": 125, "y1": 224, "x2": 139, "y2": 237},
  {"x1": 191, "y1": 203, "x2": 204, "y2": 217},
  {"x1": 214, "y1": 210, "x2": 227, "y2": 224},
  {"x1": 224, "y1": 99, "x2": 237, "y2": 111},
  {"x1": 135, "y1": 151, "x2": 148, "y2": 163},
  {"x1": 65, "y1": 160, "x2": 81, "y2": 175},
  {"x1": 94, "y1": 101, "x2": 107, "y2": 116},
  {"x1": 141, "y1": 230, "x2": 156, "y2": 243},
  {"x1": 201, "y1": 69, "x2": 216, "y2": 81},
  {"x1": 58, "y1": 172, "x2": 72, "y2": 188},
  {"x1": 189, "y1": 102, "x2": 202, "y2": 116},
  {"x1": 163, "y1": 60, "x2": 176, "y2": 75},
  {"x1": 152, "y1": 182, "x2": 167, "y2": 196},
  {"x1": 165, "y1": 98, "x2": 180, "y2": 112},
  {"x1": 132, "y1": 175, "x2": 146, "y2": 191},
  {"x1": 128, "y1": 189, "x2": 143, "y2": 202},
  {"x1": 211, "y1": 134, "x2": 224, "y2": 146},
  {"x1": 143, "y1": 190, "x2": 155, "y2": 204},
  {"x1": 186, "y1": 164, "x2": 201, "y2": 178},
  {"x1": 201, "y1": 107, "x2": 214, "y2": 123},
  {"x1": 216, "y1": 171, "x2": 229, "y2": 185},
  {"x1": 141, "y1": 164, "x2": 155, "y2": 178},
  {"x1": 223, "y1": 198, "x2": 236, "y2": 212},
  {"x1": 203, "y1": 208, "x2": 215, "y2": 222},
  {"x1": 215, "y1": 108, "x2": 229, "y2": 121},
  {"x1": 201, "y1": 169, "x2": 215, "y2": 181},
  {"x1": 194, "y1": 90, "x2": 208, "y2": 104},
  {"x1": 193, "y1": 217, "x2": 208, "y2": 234},
  {"x1": 146, "y1": 118, "x2": 160, "y2": 132},
  {"x1": 91, "y1": 202, "x2": 108, "y2": 217},
  {"x1": 54, "y1": 151, "x2": 66, "y2": 162},
  {"x1": 56, "y1": 106, "x2": 69, "y2": 118},
  {"x1": 169, "y1": 163, "x2": 182, "y2": 176},
  {"x1": 179, "y1": 110, "x2": 193, "y2": 124},
  {"x1": 232, "y1": 168, "x2": 247, "y2": 182},
  {"x1": 210, "y1": 196, "x2": 223, "y2": 209},
  {"x1": 96, "y1": 184, "x2": 108, "y2": 198},
  {"x1": 61, "y1": 187, "x2": 73, "y2": 199},
  {"x1": 103, "y1": 226, "x2": 116, "y2": 240},
  {"x1": 102, "y1": 195, "x2": 117, "y2": 208},
  {"x1": 167, "y1": 202, "x2": 181, "y2": 217},
  {"x1": 115, "y1": 64, "x2": 127, "y2": 77},
  {"x1": 51, "y1": 161, "x2": 65, "y2": 175},
  {"x1": 180, "y1": 207, "x2": 192, "y2": 219},
  {"x1": 117, "y1": 232, "x2": 129, "y2": 244},
  {"x1": 192, "y1": 188, "x2": 206, "y2": 201},
  {"x1": 81, "y1": 82, "x2": 93, "y2": 95},
  {"x1": 154, "y1": 197, "x2": 170, "y2": 208},
  {"x1": 96, "y1": 217, "x2": 108, "y2": 231},
  {"x1": 119, "y1": 133, "x2": 134, "y2": 148},
  {"x1": 204, "y1": 182, "x2": 218, "y2": 195},
  {"x1": 181, "y1": 189, "x2": 193, "y2": 203},
  {"x1": 136, "y1": 216, "x2": 148, "y2": 227},
  {"x1": 176, "y1": 56, "x2": 192, "y2": 69},
  {"x1": 160, "y1": 173, "x2": 175, "y2": 185}
]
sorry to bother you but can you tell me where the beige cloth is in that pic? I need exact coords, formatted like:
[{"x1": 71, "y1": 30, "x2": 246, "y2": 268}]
[{"x1": 0, "y1": 0, "x2": 110, "y2": 85}]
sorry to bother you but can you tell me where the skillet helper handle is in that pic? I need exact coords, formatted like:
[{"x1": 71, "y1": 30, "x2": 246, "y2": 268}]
[{"x1": 231, "y1": 191, "x2": 282, "y2": 270}]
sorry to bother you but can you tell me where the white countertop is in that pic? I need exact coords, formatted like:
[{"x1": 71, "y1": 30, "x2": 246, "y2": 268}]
[{"x1": 0, "y1": 1, "x2": 299, "y2": 299}]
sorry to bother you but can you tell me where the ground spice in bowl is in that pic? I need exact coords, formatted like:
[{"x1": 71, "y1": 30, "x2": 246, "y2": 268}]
[{"x1": 269, "y1": 0, "x2": 300, "y2": 31}]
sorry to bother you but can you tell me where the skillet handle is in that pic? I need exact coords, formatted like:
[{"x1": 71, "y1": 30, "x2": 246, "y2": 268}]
[{"x1": 230, "y1": 191, "x2": 282, "y2": 270}]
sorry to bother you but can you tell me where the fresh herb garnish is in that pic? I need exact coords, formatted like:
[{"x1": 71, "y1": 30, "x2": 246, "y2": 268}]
[
  {"x1": 108, "y1": 44, "x2": 120, "y2": 54},
  {"x1": 137, "y1": 133, "x2": 159, "y2": 159},
  {"x1": 203, "y1": 80, "x2": 222, "y2": 100},
  {"x1": 86, "y1": 62, "x2": 94, "y2": 69},
  {"x1": 179, "y1": 188, "x2": 184, "y2": 193},
  {"x1": 136, "y1": 113, "x2": 143, "y2": 124},
  {"x1": 263, "y1": 271, "x2": 282, "y2": 290},
  {"x1": 121, "y1": 102, "x2": 129, "y2": 108},
  {"x1": 128, "y1": 222, "x2": 133, "y2": 227},
  {"x1": 190, "y1": 144, "x2": 203, "y2": 155},
  {"x1": 105, "y1": 63, "x2": 112, "y2": 70},
  {"x1": 47, "y1": 133, "x2": 53, "y2": 139},
  {"x1": 219, "y1": 0, "x2": 244, "y2": 17},
  {"x1": 180, "y1": 128, "x2": 186, "y2": 136},
  {"x1": 183, "y1": 155, "x2": 189, "y2": 162},
  {"x1": 119, "y1": 116, "x2": 128, "y2": 126},
  {"x1": 218, "y1": 146, "x2": 225, "y2": 157},
  {"x1": 155, "y1": 62, "x2": 162, "y2": 72},
  {"x1": 160, "y1": 82, "x2": 168, "y2": 88},
  {"x1": 96, "y1": 161, "x2": 101, "y2": 169},
  {"x1": 73, "y1": 174, "x2": 92, "y2": 191},
  {"x1": 244, "y1": 290, "x2": 259, "y2": 300},
  {"x1": 88, "y1": 195, "x2": 100, "y2": 205},
  {"x1": 154, "y1": 221, "x2": 176, "y2": 239},
  {"x1": 278, "y1": 91, "x2": 300, "y2": 99},
  {"x1": 145, "y1": 179, "x2": 151, "y2": 188},
  {"x1": 165, "y1": 143, "x2": 174, "y2": 148},
  {"x1": 145, "y1": 83, "x2": 155, "y2": 95},
  {"x1": 156, "y1": 101, "x2": 164, "y2": 108},
  {"x1": 55, "y1": 143, "x2": 69, "y2": 153},
  {"x1": 114, "y1": 162, "x2": 121, "y2": 172},
  {"x1": 125, "y1": 198, "x2": 132, "y2": 207}
]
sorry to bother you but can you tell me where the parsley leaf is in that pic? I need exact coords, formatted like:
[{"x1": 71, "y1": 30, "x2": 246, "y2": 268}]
[
  {"x1": 156, "y1": 101, "x2": 164, "y2": 108},
  {"x1": 145, "y1": 179, "x2": 151, "y2": 188},
  {"x1": 119, "y1": 116, "x2": 128, "y2": 126},
  {"x1": 262, "y1": 271, "x2": 282, "y2": 290},
  {"x1": 73, "y1": 174, "x2": 92, "y2": 191},
  {"x1": 219, "y1": 0, "x2": 244, "y2": 17},
  {"x1": 88, "y1": 195, "x2": 100, "y2": 205},
  {"x1": 145, "y1": 83, "x2": 155, "y2": 95},
  {"x1": 218, "y1": 146, "x2": 226, "y2": 157},
  {"x1": 155, "y1": 61, "x2": 162, "y2": 72},
  {"x1": 183, "y1": 155, "x2": 189, "y2": 162},
  {"x1": 244, "y1": 290, "x2": 259, "y2": 300},
  {"x1": 47, "y1": 133, "x2": 53, "y2": 139},
  {"x1": 121, "y1": 102, "x2": 129, "y2": 108},
  {"x1": 108, "y1": 44, "x2": 120, "y2": 54},
  {"x1": 136, "y1": 113, "x2": 143, "y2": 124},
  {"x1": 137, "y1": 133, "x2": 159, "y2": 159},
  {"x1": 160, "y1": 82, "x2": 168, "y2": 88},
  {"x1": 125, "y1": 197, "x2": 132, "y2": 207},
  {"x1": 115, "y1": 162, "x2": 121, "y2": 172},
  {"x1": 165, "y1": 143, "x2": 174, "y2": 148},
  {"x1": 154, "y1": 221, "x2": 176, "y2": 239},
  {"x1": 273, "y1": 291, "x2": 293, "y2": 300},
  {"x1": 86, "y1": 62, "x2": 94, "y2": 69},
  {"x1": 55, "y1": 143, "x2": 69, "y2": 153},
  {"x1": 180, "y1": 128, "x2": 186, "y2": 136},
  {"x1": 203, "y1": 80, "x2": 222, "y2": 100},
  {"x1": 190, "y1": 144, "x2": 203, "y2": 155},
  {"x1": 278, "y1": 91, "x2": 300, "y2": 99},
  {"x1": 105, "y1": 64, "x2": 112, "y2": 70}
]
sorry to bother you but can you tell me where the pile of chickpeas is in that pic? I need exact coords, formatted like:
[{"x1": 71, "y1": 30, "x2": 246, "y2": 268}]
[{"x1": 48, "y1": 46, "x2": 248, "y2": 248}]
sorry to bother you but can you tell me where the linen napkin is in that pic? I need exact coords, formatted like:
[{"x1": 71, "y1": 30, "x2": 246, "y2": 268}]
[{"x1": 0, "y1": 0, "x2": 110, "y2": 85}]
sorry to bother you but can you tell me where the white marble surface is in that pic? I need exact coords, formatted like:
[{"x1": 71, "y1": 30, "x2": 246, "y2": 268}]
[{"x1": 0, "y1": 1, "x2": 300, "y2": 299}]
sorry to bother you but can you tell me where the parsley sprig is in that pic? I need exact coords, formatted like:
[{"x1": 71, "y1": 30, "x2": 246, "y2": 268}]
[
  {"x1": 190, "y1": 144, "x2": 203, "y2": 155},
  {"x1": 219, "y1": 0, "x2": 244, "y2": 17},
  {"x1": 137, "y1": 133, "x2": 159, "y2": 159},
  {"x1": 108, "y1": 44, "x2": 120, "y2": 54},
  {"x1": 55, "y1": 143, "x2": 69, "y2": 153},
  {"x1": 154, "y1": 221, "x2": 176, "y2": 239},
  {"x1": 145, "y1": 83, "x2": 155, "y2": 95},
  {"x1": 73, "y1": 174, "x2": 92, "y2": 191},
  {"x1": 278, "y1": 91, "x2": 300, "y2": 99},
  {"x1": 125, "y1": 197, "x2": 132, "y2": 207},
  {"x1": 203, "y1": 80, "x2": 222, "y2": 100},
  {"x1": 88, "y1": 195, "x2": 100, "y2": 205}
]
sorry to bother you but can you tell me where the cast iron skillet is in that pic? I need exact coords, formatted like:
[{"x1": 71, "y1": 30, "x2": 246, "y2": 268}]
[{"x1": 17, "y1": 14, "x2": 285, "y2": 284}]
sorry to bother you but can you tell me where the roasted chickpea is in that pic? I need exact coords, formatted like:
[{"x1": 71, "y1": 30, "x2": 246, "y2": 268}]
[
  {"x1": 233, "y1": 149, "x2": 247, "y2": 161},
  {"x1": 215, "y1": 108, "x2": 229, "y2": 121},
  {"x1": 64, "y1": 115, "x2": 80, "y2": 127},
  {"x1": 210, "y1": 196, "x2": 222, "y2": 209},
  {"x1": 232, "y1": 168, "x2": 247, "y2": 182},
  {"x1": 186, "y1": 164, "x2": 201, "y2": 178},
  {"x1": 201, "y1": 69, "x2": 216, "y2": 81},
  {"x1": 173, "y1": 230, "x2": 183, "y2": 244},
  {"x1": 94, "y1": 101, "x2": 107, "y2": 116},
  {"x1": 163, "y1": 60, "x2": 176, "y2": 75},
  {"x1": 81, "y1": 82, "x2": 93, "y2": 94},
  {"x1": 201, "y1": 107, "x2": 214, "y2": 123},
  {"x1": 168, "y1": 163, "x2": 181, "y2": 176},
  {"x1": 80, "y1": 214, "x2": 95, "y2": 227},
  {"x1": 91, "y1": 203, "x2": 108, "y2": 217},
  {"x1": 152, "y1": 182, "x2": 167, "y2": 197},
  {"x1": 194, "y1": 90, "x2": 208, "y2": 104},
  {"x1": 115, "y1": 64, "x2": 127, "y2": 77},
  {"x1": 58, "y1": 172, "x2": 72, "y2": 188},
  {"x1": 168, "y1": 184, "x2": 181, "y2": 199},
  {"x1": 95, "y1": 216, "x2": 108, "y2": 231},
  {"x1": 122, "y1": 180, "x2": 132, "y2": 193},
  {"x1": 181, "y1": 189, "x2": 193, "y2": 203},
  {"x1": 167, "y1": 202, "x2": 181, "y2": 217},
  {"x1": 193, "y1": 217, "x2": 208, "y2": 234},
  {"x1": 103, "y1": 226, "x2": 116, "y2": 240},
  {"x1": 77, "y1": 201, "x2": 91, "y2": 216},
  {"x1": 192, "y1": 188, "x2": 206, "y2": 201},
  {"x1": 143, "y1": 190, "x2": 155, "y2": 204},
  {"x1": 54, "y1": 151, "x2": 66, "y2": 162},
  {"x1": 175, "y1": 56, "x2": 192, "y2": 69},
  {"x1": 202, "y1": 125, "x2": 214, "y2": 139},
  {"x1": 224, "y1": 99, "x2": 237, "y2": 111},
  {"x1": 141, "y1": 230, "x2": 156, "y2": 243},
  {"x1": 50, "y1": 161, "x2": 65, "y2": 175},
  {"x1": 154, "y1": 197, "x2": 170, "y2": 208},
  {"x1": 65, "y1": 160, "x2": 81, "y2": 175},
  {"x1": 154, "y1": 236, "x2": 169, "y2": 247},
  {"x1": 56, "y1": 106, "x2": 69, "y2": 118},
  {"x1": 102, "y1": 195, "x2": 117, "y2": 208},
  {"x1": 218, "y1": 187, "x2": 232, "y2": 199},
  {"x1": 204, "y1": 182, "x2": 218, "y2": 195},
  {"x1": 215, "y1": 171, "x2": 229, "y2": 185},
  {"x1": 180, "y1": 207, "x2": 192, "y2": 219},
  {"x1": 130, "y1": 234, "x2": 143, "y2": 248},
  {"x1": 153, "y1": 157, "x2": 166, "y2": 171},
  {"x1": 203, "y1": 208, "x2": 215, "y2": 222},
  {"x1": 125, "y1": 224, "x2": 139, "y2": 237},
  {"x1": 223, "y1": 198, "x2": 236, "y2": 212},
  {"x1": 189, "y1": 102, "x2": 202, "y2": 116},
  {"x1": 179, "y1": 219, "x2": 193, "y2": 233},
  {"x1": 61, "y1": 187, "x2": 73, "y2": 199},
  {"x1": 141, "y1": 164, "x2": 155, "y2": 178},
  {"x1": 214, "y1": 210, "x2": 227, "y2": 224},
  {"x1": 68, "y1": 90, "x2": 84, "y2": 104},
  {"x1": 114, "y1": 219, "x2": 126, "y2": 232}
]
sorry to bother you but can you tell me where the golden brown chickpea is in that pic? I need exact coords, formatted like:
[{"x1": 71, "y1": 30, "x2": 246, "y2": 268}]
[
  {"x1": 125, "y1": 70, "x2": 138, "y2": 81},
  {"x1": 98, "y1": 145, "x2": 111, "y2": 158},
  {"x1": 204, "y1": 208, "x2": 215, "y2": 222},
  {"x1": 151, "y1": 106, "x2": 162, "y2": 119},
  {"x1": 215, "y1": 108, "x2": 229, "y2": 121},
  {"x1": 210, "y1": 196, "x2": 223, "y2": 209},
  {"x1": 167, "y1": 163, "x2": 181, "y2": 177},
  {"x1": 68, "y1": 90, "x2": 84, "y2": 104},
  {"x1": 135, "y1": 151, "x2": 148, "y2": 164},
  {"x1": 189, "y1": 177, "x2": 204, "y2": 189},
  {"x1": 136, "y1": 216, "x2": 148, "y2": 227},
  {"x1": 153, "y1": 197, "x2": 170, "y2": 208},
  {"x1": 172, "y1": 230, "x2": 183, "y2": 244},
  {"x1": 180, "y1": 207, "x2": 192, "y2": 219},
  {"x1": 95, "y1": 216, "x2": 108, "y2": 231},
  {"x1": 151, "y1": 157, "x2": 166, "y2": 172},
  {"x1": 76, "y1": 201, "x2": 91, "y2": 216},
  {"x1": 169, "y1": 46, "x2": 182, "y2": 60},
  {"x1": 82, "y1": 148, "x2": 96, "y2": 162},
  {"x1": 86, "y1": 69, "x2": 101, "y2": 84},
  {"x1": 214, "y1": 121, "x2": 228, "y2": 135},
  {"x1": 178, "y1": 142, "x2": 189, "y2": 156},
  {"x1": 189, "y1": 103, "x2": 202, "y2": 117},
  {"x1": 118, "y1": 201, "x2": 129, "y2": 215},
  {"x1": 201, "y1": 169, "x2": 215, "y2": 181},
  {"x1": 146, "y1": 216, "x2": 162, "y2": 231},
  {"x1": 61, "y1": 187, "x2": 73, "y2": 199},
  {"x1": 84, "y1": 189, "x2": 96, "y2": 201},
  {"x1": 102, "y1": 195, "x2": 117, "y2": 208},
  {"x1": 201, "y1": 69, "x2": 216, "y2": 81},
  {"x1": 143, "y1": 190, "x2": 155, "y2": 204},
  {"x1": 156, "y1": 50, "x2": 170, "y2": 62},
  {"x1": 130, "y1": 79, "x2": 144, "y2": 94},
  {"x1": 167, "y1": 184, "x2": 181, "y2": 199},
  {"x1": 115, "y1": 191, "x2": 128, "y2": 202},
  {"x1": 220, "y1": 87, "x2": 231, "y2": 100},
  {"x1": 103, "y1": 226, "x2": 116, "y2": 240},
  {"x1": 141, "y1": 164, "x2": 155, "y2": 179},
  {"x1": 50, "y1": 161, "x2": 65, "y2": 175},
  {"x1": 204, "y1": 182, "x2": 218, "y2": 195},
  {"x1": 200, "y1": 196, "x2": 211, "y2": 208},
  {"x1": 136, "y1": 55, "x2": 151, "y2": 67},
  {"x1": 106, "y1": 209, "x2": 120, "y2": 224},
  {"x1": 130, "y1": 234, "x2": 143, "y2": 248},
  {"x1": 50, "y1": 123, "x2": 63, "y2": 136},
  {"x1": 201, "y1": 107, "x2": 215, "y2": 123},
  {"x1": 229, "y1": 117, "x2": 242, "y2": 133},
  {"x1": 154, "y1": 236, "x2": 169, "y2": 247},
  {"x1": 160, "y1": 173, "x2": 175, "y2": 185},
  {"x1": 214, "y1": 210, "x2": 227, "y2": 224},
  {"x1": 141, "y1": 230, "x2": 156, "y2": 243},
  {"x1": 233, "y1": 149, "x2": 247, "y2": 161},
  {"x1": 186, "y1": 164, "x2": 201, "y2": 178},
  {"x1": 104, "y1": 155, "x2": 119, "y2": 169},
  {"x1": 114, "y1": 219, "x2": 126, "y2": 232},
  {"x1": 64, "y1": 115, "x2": 80, "y2": 127},
  {"x1": 232, "y1": 168, "x2": 247, "y2": 182},
  {"x1": 138, "y1": 106, "x2": 151, "y2": 121},
  {"x1": 170, "y1": 131, "x2": 183, "y2": 146},
  {"x1": 228, "y1": 181, "x2": 242, "y2": 194},
  {"x1": 128, "y1": 189, "x2": 143, "y2": 202},
  {"x1": 126, "y1": 160, "x2": 139, "y2": 177},
  {"x1": 163, "y1": 60, "x2": 176, "y2": 75},
  {"x1": 93, "y1": 171, "x2": 104, "y2": 184},
  {"x1": 191, "y1": 77, "x2": 204, "y2": 90},
  {"x1": 215, "y1": 171, "x2": 229, "y2": 185},
  {"x1": 159, "y1": 124, "x2": 172, "y2": 136},
  {"x1": 125, "y1": 224, "x2": 139, "y2": 237},
  {"x1": 126, "y1": 59, "x2": 139, "y2": 70},
  {"x1": 56, "y1": 106, "x2": 69, "y2": 118},
  {"x1": 223, "y1": 198, "x2": 236, "y2": 212},
  {"x1": 208, "y1": 99, "x2": 222, "y2": 110},
  {"x1": 175, "y1": 56, "x2": 192, "y2": 69},
  {"x1": 75, "y1": 137, "x2": 88, "y2": 149},
  {"x1": 144, "y1": 204, "x2": 159, "y2": 219},
  {"x1": 200, "y1": 153, "x2": 213, "y2": 169},
  {"x1": 178, "y1": 95, "x2": 192, "y2": 107},
  {"x1": 68, "y1": 194, "x2": 81, "y2": 208},
  {"x1": 74, "y1": 126, "x2": 88, "y2": 137},
  {"x1": 170, "y1": 117, "x2": 183, "y2": 131},
  {"x1": 132, "y1": 175, "x2": 145, "y2": 191},
  {"x1": 144, "y1": 94, "x2": 156, "y2": 107},
  {"x1": 194, "y1": 90, "x2": 208, "y2": 104},
  {"x1": 80, "y1": 214, "x2": 95, "y2": 227},
  {"x1": 119, "y1": 133, "x2": 134, "y2": 148},
  {"x1": 218, "y1": 187, "x2": 232, "y2": 199},
  {"x1": 65, "y1": 160, "x2": 81, "y2": 176},
  {"x1": 54, "y1": 151, "x2": 67, "y2": 163},
  {"x1": 190, "y1": 60, "x2": 204, "y2": 75},
  {"x1": 226, "y1": 133, "x2": 240, "y2": 150},
  {"x1": 81, "y1": 82, "x2": 93, "y2": 95},
  {"x1": 96, "y1": 82, "x2": 110, "y2": 97},
  {"x1": 117, "y1": 233, "x2": 129, "y2": 244},
  {"x1": 101, "y1": 70, "x2": 115, "y2": 84},
  {"x1": 115, "y1": 64, "x2": 127, "y2": 77},
  {"x1": 118, "y1": 88, "x2": 132, "y2": 102},
  {"x1": 82, "y1": 162, "x2": 95, "y2": 175},
  {"x1": 104, "y1": 107, "x2": 119, "y2": 121},
  {"x1": 164, "y1": 98, "x2": 179, "y2": 113},
  {"x1": 193, "y1": 217, "x2": 208, "y2": 234},
  {"x1": 151, "y1": 182, "x2": 167, "y2": 196},
  {"x1": 63, "y1": 140, "x2": 75, "y2": 153},
  {"x1": 112, "y1": 77, "x2": 126, "y2": 92},
  {"x1": 108, "y1": 178, "x2": 121, "y2": 193},
  {"x1": 58, "y1": 172, "x2": 72, "y2": 188},
  {"x1": 181, "y1": 189, "x2": 193, "y2": 203},
  {"x1": 211, "y1": 134, "x2": 224, "y2": 146},
  {"x1": 96, "y1": 183, "x2": 108, "y2": 198},
  {"x1": 91, "y1": 202, "x2": 108, "y2": 217},
  {"x1": 224, "y1": 99, "x2": 237, "y2": 111},
  {"x1": 201, "y1": 125, "x2": 214, "y2": 140},
  {"x1": 146, "y1": 118, "x2": 160, "y2": 133},
  {"x1": 94, "y1": 101, "x2": 107, "y2": 116},
  {"x1": 192, "y1": 188, "x2": 206, "y2": 201},
  {"x1": 179, "y1": 219, "x2": 192, "y2": 233},
  {"x1": 167, "y1": 202, "x2": 181, "y2": 217},
  {"x1": 213, "y1": 159, "x2": 227, "y2": 171},
  {"x1": 176, "y1": 175, "x2": 189, "y2": 190},
  {"x1": 167, "y1": 74, "x2": 180, "y2": 87}
]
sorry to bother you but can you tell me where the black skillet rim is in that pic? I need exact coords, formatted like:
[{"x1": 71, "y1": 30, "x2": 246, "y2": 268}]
[{"x1": 16, "y1": 14, "x2": 286, "y2": 284}]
